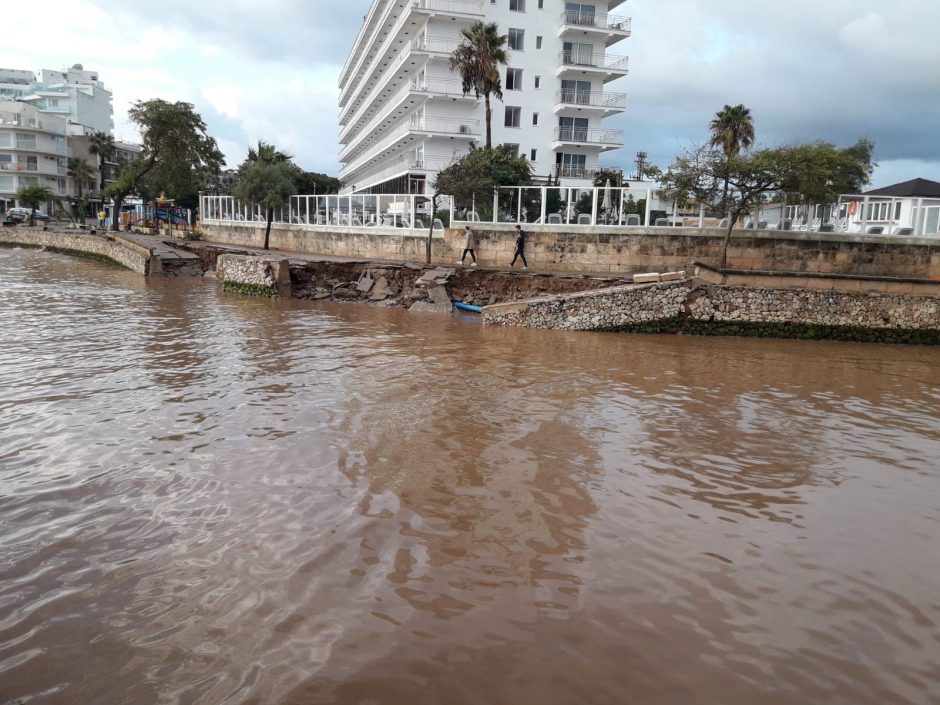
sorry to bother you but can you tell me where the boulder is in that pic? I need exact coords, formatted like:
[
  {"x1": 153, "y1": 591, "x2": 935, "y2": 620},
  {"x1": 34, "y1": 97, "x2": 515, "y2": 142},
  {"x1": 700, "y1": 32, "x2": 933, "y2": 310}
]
[{"x1": 409, "y1": 301, "x2": 453, "y2": 314}]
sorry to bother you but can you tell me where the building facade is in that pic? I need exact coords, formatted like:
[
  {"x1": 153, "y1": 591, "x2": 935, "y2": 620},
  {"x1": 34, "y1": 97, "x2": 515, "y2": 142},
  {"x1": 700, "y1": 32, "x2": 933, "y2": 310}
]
[
  {"x1": 0, "y1": 102, "x2": 69, "y2": 211},
  {"x1": 337, "y1": 0, "x2": 630, "y2": 194}
]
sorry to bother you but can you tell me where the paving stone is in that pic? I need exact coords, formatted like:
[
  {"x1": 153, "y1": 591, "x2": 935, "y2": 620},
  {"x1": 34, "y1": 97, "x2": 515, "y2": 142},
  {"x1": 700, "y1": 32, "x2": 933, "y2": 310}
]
[
  {"x1": 633, "y1": 272, "x2": 662, "y2": 283},
  {"x1": 428, "y1": 285, "x2": 451, "y2": 305}
]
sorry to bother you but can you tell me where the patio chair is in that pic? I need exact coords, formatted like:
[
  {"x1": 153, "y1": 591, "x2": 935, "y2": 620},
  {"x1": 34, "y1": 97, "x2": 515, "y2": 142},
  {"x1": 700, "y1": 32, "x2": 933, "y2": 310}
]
[
  {"x1": 577, "y1": 214, "x2": 591, "y2": 224},
  {"x1": 466, "y1": 211, "x2": 481, "y2": 222},
  {"x1": 867, "y1": 226, "x2": 885, "y2": 234},
  {"x1": 547, "y1": 213, "x2": 563, "y2": 224},
  {"x1": 778, "y1": 218, "x2": 792, "y2": 231},
  {"x1": 817, "y1": 223, "x2": 834, "y2": 233},
  {"x1": 893, "y1": 227, "x2": 914, "y2": 236},
  {"x1": 654, "y1": 218, "x2": 668, "y2": 227},
  {"x1": 433, "y1": 218, "x2": 445, "y2": 231},
  {"x1": 757, "y1": 220, "x2": 769, "y2": 229},
  {"x1": 625, "y1": 214, "x2": 641, "y2": 226},
  {"x1": 716, "y1": 217, "x2": 729, "y2": 229},
  {"x1": 413, "y1": 218, "x2": 424, "y2": 229}
]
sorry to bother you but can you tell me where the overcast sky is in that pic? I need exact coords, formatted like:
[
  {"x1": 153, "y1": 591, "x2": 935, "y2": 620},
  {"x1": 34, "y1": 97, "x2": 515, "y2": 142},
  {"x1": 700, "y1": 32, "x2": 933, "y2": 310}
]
[{"x1": 4, "y1": 0, "x2": 938, "y2": 188}]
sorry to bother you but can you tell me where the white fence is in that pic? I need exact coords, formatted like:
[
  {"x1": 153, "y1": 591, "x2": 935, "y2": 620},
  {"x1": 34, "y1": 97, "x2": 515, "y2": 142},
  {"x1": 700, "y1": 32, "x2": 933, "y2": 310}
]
[{"x1": 201, "y1": 187, "x2": 660, "y2": 230}]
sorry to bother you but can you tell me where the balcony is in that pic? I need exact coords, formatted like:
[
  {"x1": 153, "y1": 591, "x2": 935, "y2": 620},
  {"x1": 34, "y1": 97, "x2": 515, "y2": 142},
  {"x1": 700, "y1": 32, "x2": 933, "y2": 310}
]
[
  {"x1": 341, "y1": 116, "x2": 479, "y2": 181},
  {"x1": 554, "y1": 89, "x2": 627, "y2": 115},
  {"x1": 340, "y1": 77, "x2": 474, "y2": 160},
  {"x1": 410, "y1": 115, "x2": 479, "y2": 136},
  {"x1": 411, "y1": 35, "x2": 461, "y2": 57},
  {"x1": 550, "y1": 164, "x2": 623, "y2": 182},
  {"x1": 556, "y1": 51, "x2": 629, "y2": 82},
  {"x1": 411, "y1": 0, "x2": 483, "y2": 18},
  {"x1": 558, "y1": 10, "x2": 632, "y2": 46},
  {"x1": 552, "y1": 127, "x2": 624, "y2": 151}
]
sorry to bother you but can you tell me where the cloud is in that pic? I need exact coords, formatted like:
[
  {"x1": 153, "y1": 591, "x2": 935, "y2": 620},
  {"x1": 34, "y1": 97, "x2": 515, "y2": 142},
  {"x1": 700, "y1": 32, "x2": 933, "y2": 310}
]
[{"x1": 4, "y1": 0, "x2": 938, "y2": 188}]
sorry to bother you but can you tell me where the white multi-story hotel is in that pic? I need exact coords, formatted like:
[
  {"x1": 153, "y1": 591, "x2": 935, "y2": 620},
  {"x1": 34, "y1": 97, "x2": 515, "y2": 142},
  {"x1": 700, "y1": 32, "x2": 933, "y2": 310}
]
[{"x1": 338, "y1": 0, "x2": 631, "y2": 194}]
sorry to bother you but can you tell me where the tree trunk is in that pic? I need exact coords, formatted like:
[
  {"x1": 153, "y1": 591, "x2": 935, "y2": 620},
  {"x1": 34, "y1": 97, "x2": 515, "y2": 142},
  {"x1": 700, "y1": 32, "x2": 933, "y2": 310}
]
[
  {"x1": 484, "y1": 93, "x2": 492, "y2": 149},
  {"x1": 721, "y1": 178, "x2": 730, "y2": 224},
  {"x1": 112, "y1": 194, "x2": 125, "y2": 231},
  {"x1": 720, "y1": 211, "x2": 738, "y2": 268},
  {"x1": 264, "y1": 208, "x2": 273, "y2": 250}
]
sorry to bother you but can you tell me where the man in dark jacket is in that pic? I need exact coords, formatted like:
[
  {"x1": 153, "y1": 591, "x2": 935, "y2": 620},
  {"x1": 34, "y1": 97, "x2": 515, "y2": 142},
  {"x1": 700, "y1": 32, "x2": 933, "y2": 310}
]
[{"x1": 509, "y1": 224, "x2": 528, "y2": 269}]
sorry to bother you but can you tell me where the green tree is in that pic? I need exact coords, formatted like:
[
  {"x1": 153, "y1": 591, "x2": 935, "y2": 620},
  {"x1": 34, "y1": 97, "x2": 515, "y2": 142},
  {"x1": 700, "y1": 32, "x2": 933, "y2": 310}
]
[
  {"x1": 294, "y1": 171, "x2": 342, "y2": 195},
  {"x1": 450, "y1": 21, "x2": 509, "y2": 149},
  {"x1": 234, "y1": 141, "x2": 297, "y2": 250},
  {"x1": 105, "y1": 99, "x2": 224, "y2": 231},
  {"x1": 709, "y1": 104, "x2": 755, "y2": 216},
  {"x1": 434, "y1": 145, "x2": 532, "y2": 216},
  {"x1": 16, "y1": 185, "x2": 56, "y2": 225},
  {"x1": 661, "y1": 145, "x2": 784, "y2": 268},
  {"x1": 88, "y1": 131, "x2": 115, "y2": 192}
]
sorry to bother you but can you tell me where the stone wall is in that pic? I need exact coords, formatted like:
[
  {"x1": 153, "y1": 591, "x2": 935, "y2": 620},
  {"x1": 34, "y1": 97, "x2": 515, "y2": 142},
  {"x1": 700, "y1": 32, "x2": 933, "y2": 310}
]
[
  {"x1": 200, "y1": 221, "x2": 940, "y2": 279},
  {"x1": 216, "y1": 254, "x2": 291, "y2": 297},
  {"x1": 0, "y1": 228, "x2": 153, "y2": 274},
  {"x1": 482, "y1": 279, "x2": 940, "y2": 343}
]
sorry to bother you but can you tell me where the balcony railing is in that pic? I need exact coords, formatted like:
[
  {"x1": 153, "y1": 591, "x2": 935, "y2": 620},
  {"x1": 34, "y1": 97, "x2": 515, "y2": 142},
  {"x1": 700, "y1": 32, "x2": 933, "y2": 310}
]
[
  {"x1": 554, "y1": 127, "x2": 624, "y2": 145},
  {"x1": 410, "y1": 115, "x2": 480, "y2": 135},
  {"x1": 556, "y1": 89, "x2": 627, "y2": 109},
  {"x1": 412, "y1": 36, "x2": 461, "y2": 55},
  {"x1": 558, "y1": 51, "x2": 630, "y2": 72},
  {"x1": 551, "y1": 165, "x2": 623, "y2": 180},
  {"x1": 412, "y1": 0, "x2": 483, "y2": 15},
  {"x1": 412, "y1": 77, "x2": 471, "y2": 98},
  {"x1": 559, "y1": 10, "x2": 632, "y2": 33}
]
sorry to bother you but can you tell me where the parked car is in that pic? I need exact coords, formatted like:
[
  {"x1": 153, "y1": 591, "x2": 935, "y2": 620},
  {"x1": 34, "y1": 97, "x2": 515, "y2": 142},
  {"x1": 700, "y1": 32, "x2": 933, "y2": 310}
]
[{"x1": 4, "y1": 207, "x2": 51, "y2": 223}]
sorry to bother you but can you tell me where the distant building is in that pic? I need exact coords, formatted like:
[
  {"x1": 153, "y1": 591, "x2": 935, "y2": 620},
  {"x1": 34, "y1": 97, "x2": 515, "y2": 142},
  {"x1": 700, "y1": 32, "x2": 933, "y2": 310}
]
[
  {"x1": 337, "y1": 0, "x2": 631, "y2": 194},
  {"x1": 0, "y1": 101, "x2": 68, "y2": 212},
  {"x1": 18, "y1": 64, "x2": 115, "y2": 135}
]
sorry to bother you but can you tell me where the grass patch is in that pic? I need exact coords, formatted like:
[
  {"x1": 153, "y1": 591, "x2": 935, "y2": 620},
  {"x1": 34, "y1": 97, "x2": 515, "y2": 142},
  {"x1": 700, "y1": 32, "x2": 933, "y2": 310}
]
[{"x1": 223, "y1": 281, "x2": 277, "y2": 298}]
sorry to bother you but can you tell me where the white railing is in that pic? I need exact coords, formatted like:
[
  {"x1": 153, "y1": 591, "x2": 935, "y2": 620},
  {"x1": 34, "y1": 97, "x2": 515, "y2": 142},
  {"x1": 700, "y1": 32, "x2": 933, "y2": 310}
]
[
  {"x1": 412, "y1": 76, "x2": 472, "y2": 98},
  {"x1": 410, "y1": 115, "x2": 480, "y2": 135},
  {"x1": 558, "y1": 52, "x2": 630, "y2": 72},
  {"x1": 556, "y1": 89, "x2": 627, "y2": 109},
  {"x1": 551, "y1": 165, "x2": 623, "y2": 181},
  {"x1": 559, "y1": 10, "x2": 632, "y2": 33},
  {"x1": 201, "y1": 193, "x2": 453, "y2": 231},
  {"x1": 413, "y1": 35, "x2": 461, "y2": 54},
  {"x1": 554, "y1": 127, "x2": 624, "y2": 145}
]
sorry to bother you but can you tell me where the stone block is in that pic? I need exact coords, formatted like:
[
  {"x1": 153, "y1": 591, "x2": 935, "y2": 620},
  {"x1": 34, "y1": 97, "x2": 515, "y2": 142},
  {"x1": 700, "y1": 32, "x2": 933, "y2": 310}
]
[
  {"x1": 633, "y1": 272, "x2": 662, "y2": 284},
  {"x1": 660, "y1": 271, "x2": 686, "y2": 281}
]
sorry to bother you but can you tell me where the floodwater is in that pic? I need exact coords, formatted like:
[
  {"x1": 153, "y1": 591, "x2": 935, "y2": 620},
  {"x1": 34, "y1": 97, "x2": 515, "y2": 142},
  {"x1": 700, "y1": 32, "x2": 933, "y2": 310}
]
[{"x1": 1, "y1": 247, "x2": 939, "y2": 705}]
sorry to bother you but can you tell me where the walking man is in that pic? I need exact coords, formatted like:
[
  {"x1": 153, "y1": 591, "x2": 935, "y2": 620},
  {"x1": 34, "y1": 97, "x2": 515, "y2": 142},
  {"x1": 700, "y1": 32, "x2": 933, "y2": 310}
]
[
  {"x1": 458, "y1": 224, "x2": 478, "y2": 266},
  {"x1": 509, "y1": 224, "x2": 528, "y2": 269}
]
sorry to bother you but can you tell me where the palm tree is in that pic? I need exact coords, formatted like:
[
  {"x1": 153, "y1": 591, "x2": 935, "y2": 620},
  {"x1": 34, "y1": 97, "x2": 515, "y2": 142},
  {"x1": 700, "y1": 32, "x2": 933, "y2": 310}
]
[
  {"x1": 88, "y1": 131, "x2": 116, "y2": 192},
  {"x1": 709, "y1": 104, "x2": 755, "y2": 221},
  {"x1": 234, "y1": 142, "x2": 297, "y2": 250},
  {"x1": 67, "y1": 157, "x2": 94, "y2": 199},
  {"x1": 450, "y1": 21, "x2": 509, "y2": 150},
  {"x1": 16, "y1": 185, "x2": 56, "y2": 225}
]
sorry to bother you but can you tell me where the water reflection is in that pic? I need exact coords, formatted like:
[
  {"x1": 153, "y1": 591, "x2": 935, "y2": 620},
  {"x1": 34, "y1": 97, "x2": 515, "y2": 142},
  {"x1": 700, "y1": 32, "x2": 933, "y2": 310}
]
[{"x1": 1, "y1": 248, "x2": 938, "y2": 705}]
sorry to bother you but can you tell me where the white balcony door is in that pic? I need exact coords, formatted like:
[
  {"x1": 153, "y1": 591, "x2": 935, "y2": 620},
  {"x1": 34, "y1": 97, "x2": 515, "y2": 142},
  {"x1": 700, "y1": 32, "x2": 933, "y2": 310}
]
[
  {"x1": 563, "y1": 42, "x2": 594, "y2": 66},
  {"x1": 561, "y1": 80, "x2": 592, "y2": 104}
]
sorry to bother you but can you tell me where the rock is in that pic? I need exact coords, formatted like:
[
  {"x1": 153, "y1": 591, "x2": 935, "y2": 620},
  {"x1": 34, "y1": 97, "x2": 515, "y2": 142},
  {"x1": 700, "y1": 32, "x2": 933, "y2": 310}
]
[
  {"x1": 660, "y1": 271, "x2": 686, "y2": 282},
  {"x1": 356, "y1": 275, "x2": 374, "y2": 293},
  {"x1": 313, "y1": 287, "x2": 331, "y2": 300},
  {"x1": 334, "y1": 288, "x2": 359, "y2": 300},
  {"x1": 409, "y1": 301, "x2": 453, "y2": 313}
]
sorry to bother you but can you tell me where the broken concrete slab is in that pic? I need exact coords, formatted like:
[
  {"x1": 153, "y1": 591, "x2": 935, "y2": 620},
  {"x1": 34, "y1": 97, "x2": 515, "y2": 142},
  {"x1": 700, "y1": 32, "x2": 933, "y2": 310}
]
[
  {"x1": 633, "y1": 272, "x2": 662, "y2": 284},
  {"x1": 356, "y1": 275, "x2": 375, "y2": 293},
  {"x1": 660, "y1": 270, "x2": 687, "y2": 281},
  {"x1": 313, "y1": 288, "x2": 331, "y2": 300},
  {"x1": 428, "y1": 285, "x2": 451, "y2": 305}
]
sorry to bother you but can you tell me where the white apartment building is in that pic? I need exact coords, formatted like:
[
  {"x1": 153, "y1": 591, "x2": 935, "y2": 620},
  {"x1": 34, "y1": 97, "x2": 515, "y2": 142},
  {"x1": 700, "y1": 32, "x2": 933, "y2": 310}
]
[
  {"x1": 338, "y1": 0, "x2": 630, "y2": 194},
  {"x1": 0, "y1": 102, "x2": 68, "y2": 210},
  {"x1": 19, "y1": 64, "x2": 115, "y2": 135}
]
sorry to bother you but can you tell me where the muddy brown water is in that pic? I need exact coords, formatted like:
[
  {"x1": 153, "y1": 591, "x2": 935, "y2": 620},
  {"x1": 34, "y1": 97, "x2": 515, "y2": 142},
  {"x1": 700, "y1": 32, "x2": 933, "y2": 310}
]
[{"x1": 1, "y1": 247, "x2": 939, "y2": 705}]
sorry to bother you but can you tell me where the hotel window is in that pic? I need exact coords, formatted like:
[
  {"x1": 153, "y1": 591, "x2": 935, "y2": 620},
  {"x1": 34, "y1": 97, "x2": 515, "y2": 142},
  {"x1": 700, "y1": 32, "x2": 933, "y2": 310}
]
[
  {"x1": 16, "y1": 133, "x2": 36, "y2": 149},
  {"x1": 536, "y1": 36, "x2": 542, "y2": 49},
  {"x1": 538, "y1": 0, "x2": 543, "y2": 7},
  {"x1": 504, "y1": 106, "x2": 521, "y2": 128},
  {"x1": 0, "y1": 133, "x2": 11, "y2": 147},
  {"x1": 510, "y1": 0, "x2": 525, "y2": 10},
  {"x1": 508, "y1": 28, "x2": 525, "y2": 50},
  {"x1": 532, "y1": 112, "x2": 539, "y2": 125},
  {"x1": 504, "y1": 143, "x2": 520, "y2": 158},
  {"x1": 534, "y1": 75, "x2": 541, "y2": 89},
  {"x1": 530, "y1": 149, "x2": 538, "y2": 161},
  {"x1": 506, "y1": 68, "x2": 523, "y2": 90}
]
